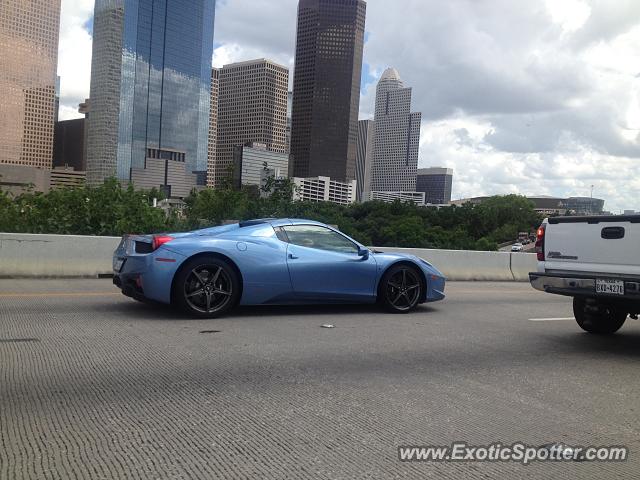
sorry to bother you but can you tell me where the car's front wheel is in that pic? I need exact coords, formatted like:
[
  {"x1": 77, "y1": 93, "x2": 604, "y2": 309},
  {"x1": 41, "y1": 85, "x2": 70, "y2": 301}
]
[
  {"x1": 173, "y1": 256, "x2": 240, "y2": 318},
  {"x1": 379, "y1": 264, "x2": 424, "y2": 313},
  {"x1": 573, "y1": 297, "x2": 627, "y2": 334}
]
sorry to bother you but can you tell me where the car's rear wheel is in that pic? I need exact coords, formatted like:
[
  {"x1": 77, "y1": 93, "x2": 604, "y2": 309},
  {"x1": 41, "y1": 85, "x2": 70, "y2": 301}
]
[
  {"x1": 573, "y1": 297, "x2": 627, "y2": 334},
  {"x1": 174, "y1": 256, "x2": 240, "y2": 318},
  {"x1": 379, "y1": 264, "x2": 424, "y2": 313}
]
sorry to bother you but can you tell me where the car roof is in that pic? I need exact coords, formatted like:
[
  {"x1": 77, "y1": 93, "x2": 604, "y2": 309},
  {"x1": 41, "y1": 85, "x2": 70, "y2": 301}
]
[{"x1": 266, "y1": 218, "x2": 328, "y2": 228}]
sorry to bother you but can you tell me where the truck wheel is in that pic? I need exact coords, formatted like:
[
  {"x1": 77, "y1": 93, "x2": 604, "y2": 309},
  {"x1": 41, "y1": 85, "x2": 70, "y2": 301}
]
[{"x1": 573, "y1": 297, "x2": 627, "y2": 335}]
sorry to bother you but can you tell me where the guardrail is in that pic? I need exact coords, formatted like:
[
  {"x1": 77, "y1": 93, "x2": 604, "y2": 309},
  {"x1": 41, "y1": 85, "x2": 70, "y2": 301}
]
[{"x1": 0, "y1": 233, "x2": 537, "y2": 281}]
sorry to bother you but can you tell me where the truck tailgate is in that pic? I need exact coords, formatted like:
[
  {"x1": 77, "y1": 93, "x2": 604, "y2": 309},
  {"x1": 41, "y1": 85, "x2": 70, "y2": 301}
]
[{"x1": 544, "y1": 216, "x2": 640, "y2": 276}]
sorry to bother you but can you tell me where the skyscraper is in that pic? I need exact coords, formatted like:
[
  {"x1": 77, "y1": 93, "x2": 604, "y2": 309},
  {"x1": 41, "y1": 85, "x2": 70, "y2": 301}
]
[
  {"x1": 0, "y1": 0, "x2": 61, "y2": 169},
  {"x1": 370, "y1": 68, "x2": 421, "y2": 192},
  {"x1": 212, "y1": 59, "x2": 289, "y2": 188},
  {"x1": 53, "y1": 119, "x2": 86, "y2": 171},
  {"x1": 416, "y1": 167, "x2": 453, "y2": 205},
  {"x1": 290, "y1": 0, "x2": 366, "y2": 182},
  {"x1": 87, "y1": 0, "x2": 216, "y2": 186},
  {"x1": 356, "y1": 119, "x2": 374, "y2": 202},
  {"x1": 286, "y1": 91, "x2": 293, "y2": 155},
  {"x1": 206, "y1": 68, "x2": 220, "y2": 187}
]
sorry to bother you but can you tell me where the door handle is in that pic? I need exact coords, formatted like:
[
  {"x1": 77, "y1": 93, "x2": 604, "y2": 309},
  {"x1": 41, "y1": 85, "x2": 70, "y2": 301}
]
[{"x1": 288, "y1": 253, "x2": 299, "y2": 259}]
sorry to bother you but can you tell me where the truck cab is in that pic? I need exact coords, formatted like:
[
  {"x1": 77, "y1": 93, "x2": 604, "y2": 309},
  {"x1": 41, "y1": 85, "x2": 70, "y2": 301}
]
[{"x1": 529, "y1": 215, "x2": 640, "y2": 334}]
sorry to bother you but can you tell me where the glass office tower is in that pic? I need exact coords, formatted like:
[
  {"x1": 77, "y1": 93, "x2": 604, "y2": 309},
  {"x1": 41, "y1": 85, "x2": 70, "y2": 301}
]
[{"x1": 87, "y1": 0, "x2": 215, "y2": 185}]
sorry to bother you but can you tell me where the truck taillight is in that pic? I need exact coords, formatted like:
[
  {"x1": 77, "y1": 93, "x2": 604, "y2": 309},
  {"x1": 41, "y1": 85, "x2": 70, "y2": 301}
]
[
  {"x1": 535, "y1": 225, "x2": 545, "y2": 261},
  {"x1": 152, "y1": 235, "x2": 174, "y2": 250}
]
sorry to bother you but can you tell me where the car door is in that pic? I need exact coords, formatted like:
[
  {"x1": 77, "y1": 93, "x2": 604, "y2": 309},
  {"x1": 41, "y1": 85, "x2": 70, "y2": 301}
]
[{"x1": 281, "y1": 225, "x2": 378, "y2": 302}]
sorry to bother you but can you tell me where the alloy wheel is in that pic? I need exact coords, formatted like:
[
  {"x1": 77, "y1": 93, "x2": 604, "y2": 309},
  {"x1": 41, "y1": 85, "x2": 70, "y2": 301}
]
[
  {"x1": 183, "y1": 265, "x2": 233, "y2": 314},
  {"x1": 386, "y1": 268, "x2": 421, "y2": 311}
]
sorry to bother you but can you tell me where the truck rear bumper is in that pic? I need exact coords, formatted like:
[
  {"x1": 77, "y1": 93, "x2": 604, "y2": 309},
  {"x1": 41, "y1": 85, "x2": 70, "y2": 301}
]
[{"x1": 529, "y1": 271, "x2": 640, "y2": 300}]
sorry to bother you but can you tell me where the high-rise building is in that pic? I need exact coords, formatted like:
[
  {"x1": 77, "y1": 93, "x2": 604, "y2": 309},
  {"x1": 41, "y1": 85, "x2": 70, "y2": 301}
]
[
  {"x1": 206, "y1": 68, "x2": 220, "y2": 187},
  {"x1": 53, "y1": 119, "x2": 86, "y2": 171},
  {"x1": 290, "y1": 0, "x2": 367, "y2": 182},
  {"x1": 232, "y1": 142, "x2": 290, "y2": 190},
  {"x1": 356, "y1": 119, "x2": 374, "y2": 202},
  {"x1": 416, "y1": 167, "x2": 453, "y2": 205},
  {"x1": 370, "y1": 68, "x2": 421, "y2": 192},
  {"x1": 0, "y1": 0, "x2": 61, "y2": 169},
  {"x1": 286, "y1": 91, "x2": 293, "y2": 155},
  {"x1": 212, "y1": 59, "x2": 289, "y2": 188},
  {"x1": 87, "y1": 0, "x2": 216, "y2": 187}
]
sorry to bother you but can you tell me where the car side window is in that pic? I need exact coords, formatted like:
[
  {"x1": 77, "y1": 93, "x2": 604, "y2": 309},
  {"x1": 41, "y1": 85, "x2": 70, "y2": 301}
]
[
  {"x1": 274, "y1": 227, "x2": 289, "y2": 242},
  {"x1": 283, "y1": 225, "x2": 359, "y2": 254}
]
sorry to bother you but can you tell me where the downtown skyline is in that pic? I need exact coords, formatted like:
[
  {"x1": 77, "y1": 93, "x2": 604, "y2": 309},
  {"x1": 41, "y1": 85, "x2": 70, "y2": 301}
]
[{"x1": 55, "y1": 0, "x2": 640, "y2": 211}]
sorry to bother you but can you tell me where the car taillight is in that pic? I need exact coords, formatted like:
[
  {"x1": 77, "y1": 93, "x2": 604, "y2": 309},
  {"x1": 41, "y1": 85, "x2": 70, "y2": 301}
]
[
  {"x1": 152, "y1": 235, "x2": 174, "y2": 251},
  {"x1": 535, "y1": 225, "x2": 545, "y2": 261}
]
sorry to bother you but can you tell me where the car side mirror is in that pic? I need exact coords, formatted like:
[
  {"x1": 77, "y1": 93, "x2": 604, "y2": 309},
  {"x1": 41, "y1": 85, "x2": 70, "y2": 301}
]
[{"x1": 358, "y1": 247, "x2": 369, "y2": 259}]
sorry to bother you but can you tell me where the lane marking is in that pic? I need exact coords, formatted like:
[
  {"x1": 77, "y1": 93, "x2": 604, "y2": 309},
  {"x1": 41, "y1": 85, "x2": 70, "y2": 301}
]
[
  {"x1": 0, "y1": 292, "x2": 120, "y2": 298},
  {"x1": 528, "y1": 317, "x2": 574, "y2": 322}
]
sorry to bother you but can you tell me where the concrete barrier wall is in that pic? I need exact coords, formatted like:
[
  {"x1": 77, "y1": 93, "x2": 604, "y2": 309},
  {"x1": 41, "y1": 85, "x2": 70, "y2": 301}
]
[
  {"x1": 373, "y1": 247, "x2": 537, "y2": 282},
  {"x1": 0, "y1": 233, "x2": 121, "y2": 277},
  {"x1": 510, "y1": 251, "x2": 540, "y2": 281},
  {"x1": 0, "y1": 233, "x2": 538, "y2": 281}
]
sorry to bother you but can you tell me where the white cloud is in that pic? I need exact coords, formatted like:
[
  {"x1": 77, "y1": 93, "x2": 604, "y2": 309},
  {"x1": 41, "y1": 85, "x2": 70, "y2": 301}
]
[
  {"x1": 545, "y1": 0, "x2": 592, "y2": 33},
  {"x1": 57, "y1": 0, "x2": 93, "y2": 120},
  {"x1": 359, "y1": 0, "x2": 640, "y2": 211},
  {"x1": 212, "y1": 0, "x2": 295, "y2": 66}
]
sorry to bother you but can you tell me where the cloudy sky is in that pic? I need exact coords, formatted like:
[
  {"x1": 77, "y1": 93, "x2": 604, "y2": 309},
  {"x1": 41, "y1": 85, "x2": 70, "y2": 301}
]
[{"x1": 58, "y1": 0, "x2": 640, "y2": 211}]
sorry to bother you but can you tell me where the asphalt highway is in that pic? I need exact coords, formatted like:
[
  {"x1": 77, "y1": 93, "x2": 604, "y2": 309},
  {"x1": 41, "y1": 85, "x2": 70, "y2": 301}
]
[{"x1": 1, "y1": 280, "x2": 639, "y2": 479}]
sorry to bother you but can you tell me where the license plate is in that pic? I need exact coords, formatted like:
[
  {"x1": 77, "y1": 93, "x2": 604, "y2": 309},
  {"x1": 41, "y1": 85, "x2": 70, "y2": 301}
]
[
  {"x1": 113, "y1": 258, "x2": 125, "y2": 272},
  {"x1": 595, "y1": 279, "x2": 624, "y2": 296}
]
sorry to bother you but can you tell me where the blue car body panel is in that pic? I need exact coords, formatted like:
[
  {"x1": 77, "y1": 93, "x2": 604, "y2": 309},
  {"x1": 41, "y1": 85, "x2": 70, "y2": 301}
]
[{"x1": 113, "y1": 218, "x2": 446, "y2": 306}]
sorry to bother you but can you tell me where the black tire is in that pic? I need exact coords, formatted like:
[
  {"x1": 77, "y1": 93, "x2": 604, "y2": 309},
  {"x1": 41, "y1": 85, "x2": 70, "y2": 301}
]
[
  {"x1": 573, "y1": 297, "x2": 627, "y2": 335},
  {"x1": 378, "y1": 264, "x2": 424, "y2": 313},
  {"x1": 173, "y1": 256, "x2": 240, "y2": 318}
]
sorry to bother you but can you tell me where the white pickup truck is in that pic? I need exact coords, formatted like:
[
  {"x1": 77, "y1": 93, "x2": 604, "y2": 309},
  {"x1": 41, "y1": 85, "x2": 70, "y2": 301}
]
[{"x1": 529, "y1": 215, "x2": 640, "y2": 334}]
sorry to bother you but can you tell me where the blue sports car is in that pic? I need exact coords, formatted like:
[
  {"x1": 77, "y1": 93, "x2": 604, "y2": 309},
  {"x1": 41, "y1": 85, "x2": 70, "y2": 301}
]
[{"x1": 113, "y1": 218, "x2": 446, "y2": 317}]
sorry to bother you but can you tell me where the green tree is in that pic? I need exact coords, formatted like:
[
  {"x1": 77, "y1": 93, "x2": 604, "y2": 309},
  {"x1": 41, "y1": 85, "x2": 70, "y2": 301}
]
[{"x1": 0, "y1": 180, "x2": 542, "y2": 253}]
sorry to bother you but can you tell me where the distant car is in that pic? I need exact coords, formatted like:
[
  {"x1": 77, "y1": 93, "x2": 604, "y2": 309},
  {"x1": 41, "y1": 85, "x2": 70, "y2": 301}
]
[
  {"x1": 511, "y1": 243, "x2": 524, "y2": 252},
  {"x1": 112, "y1": 218, "x2": 446, "y2": 318}
]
